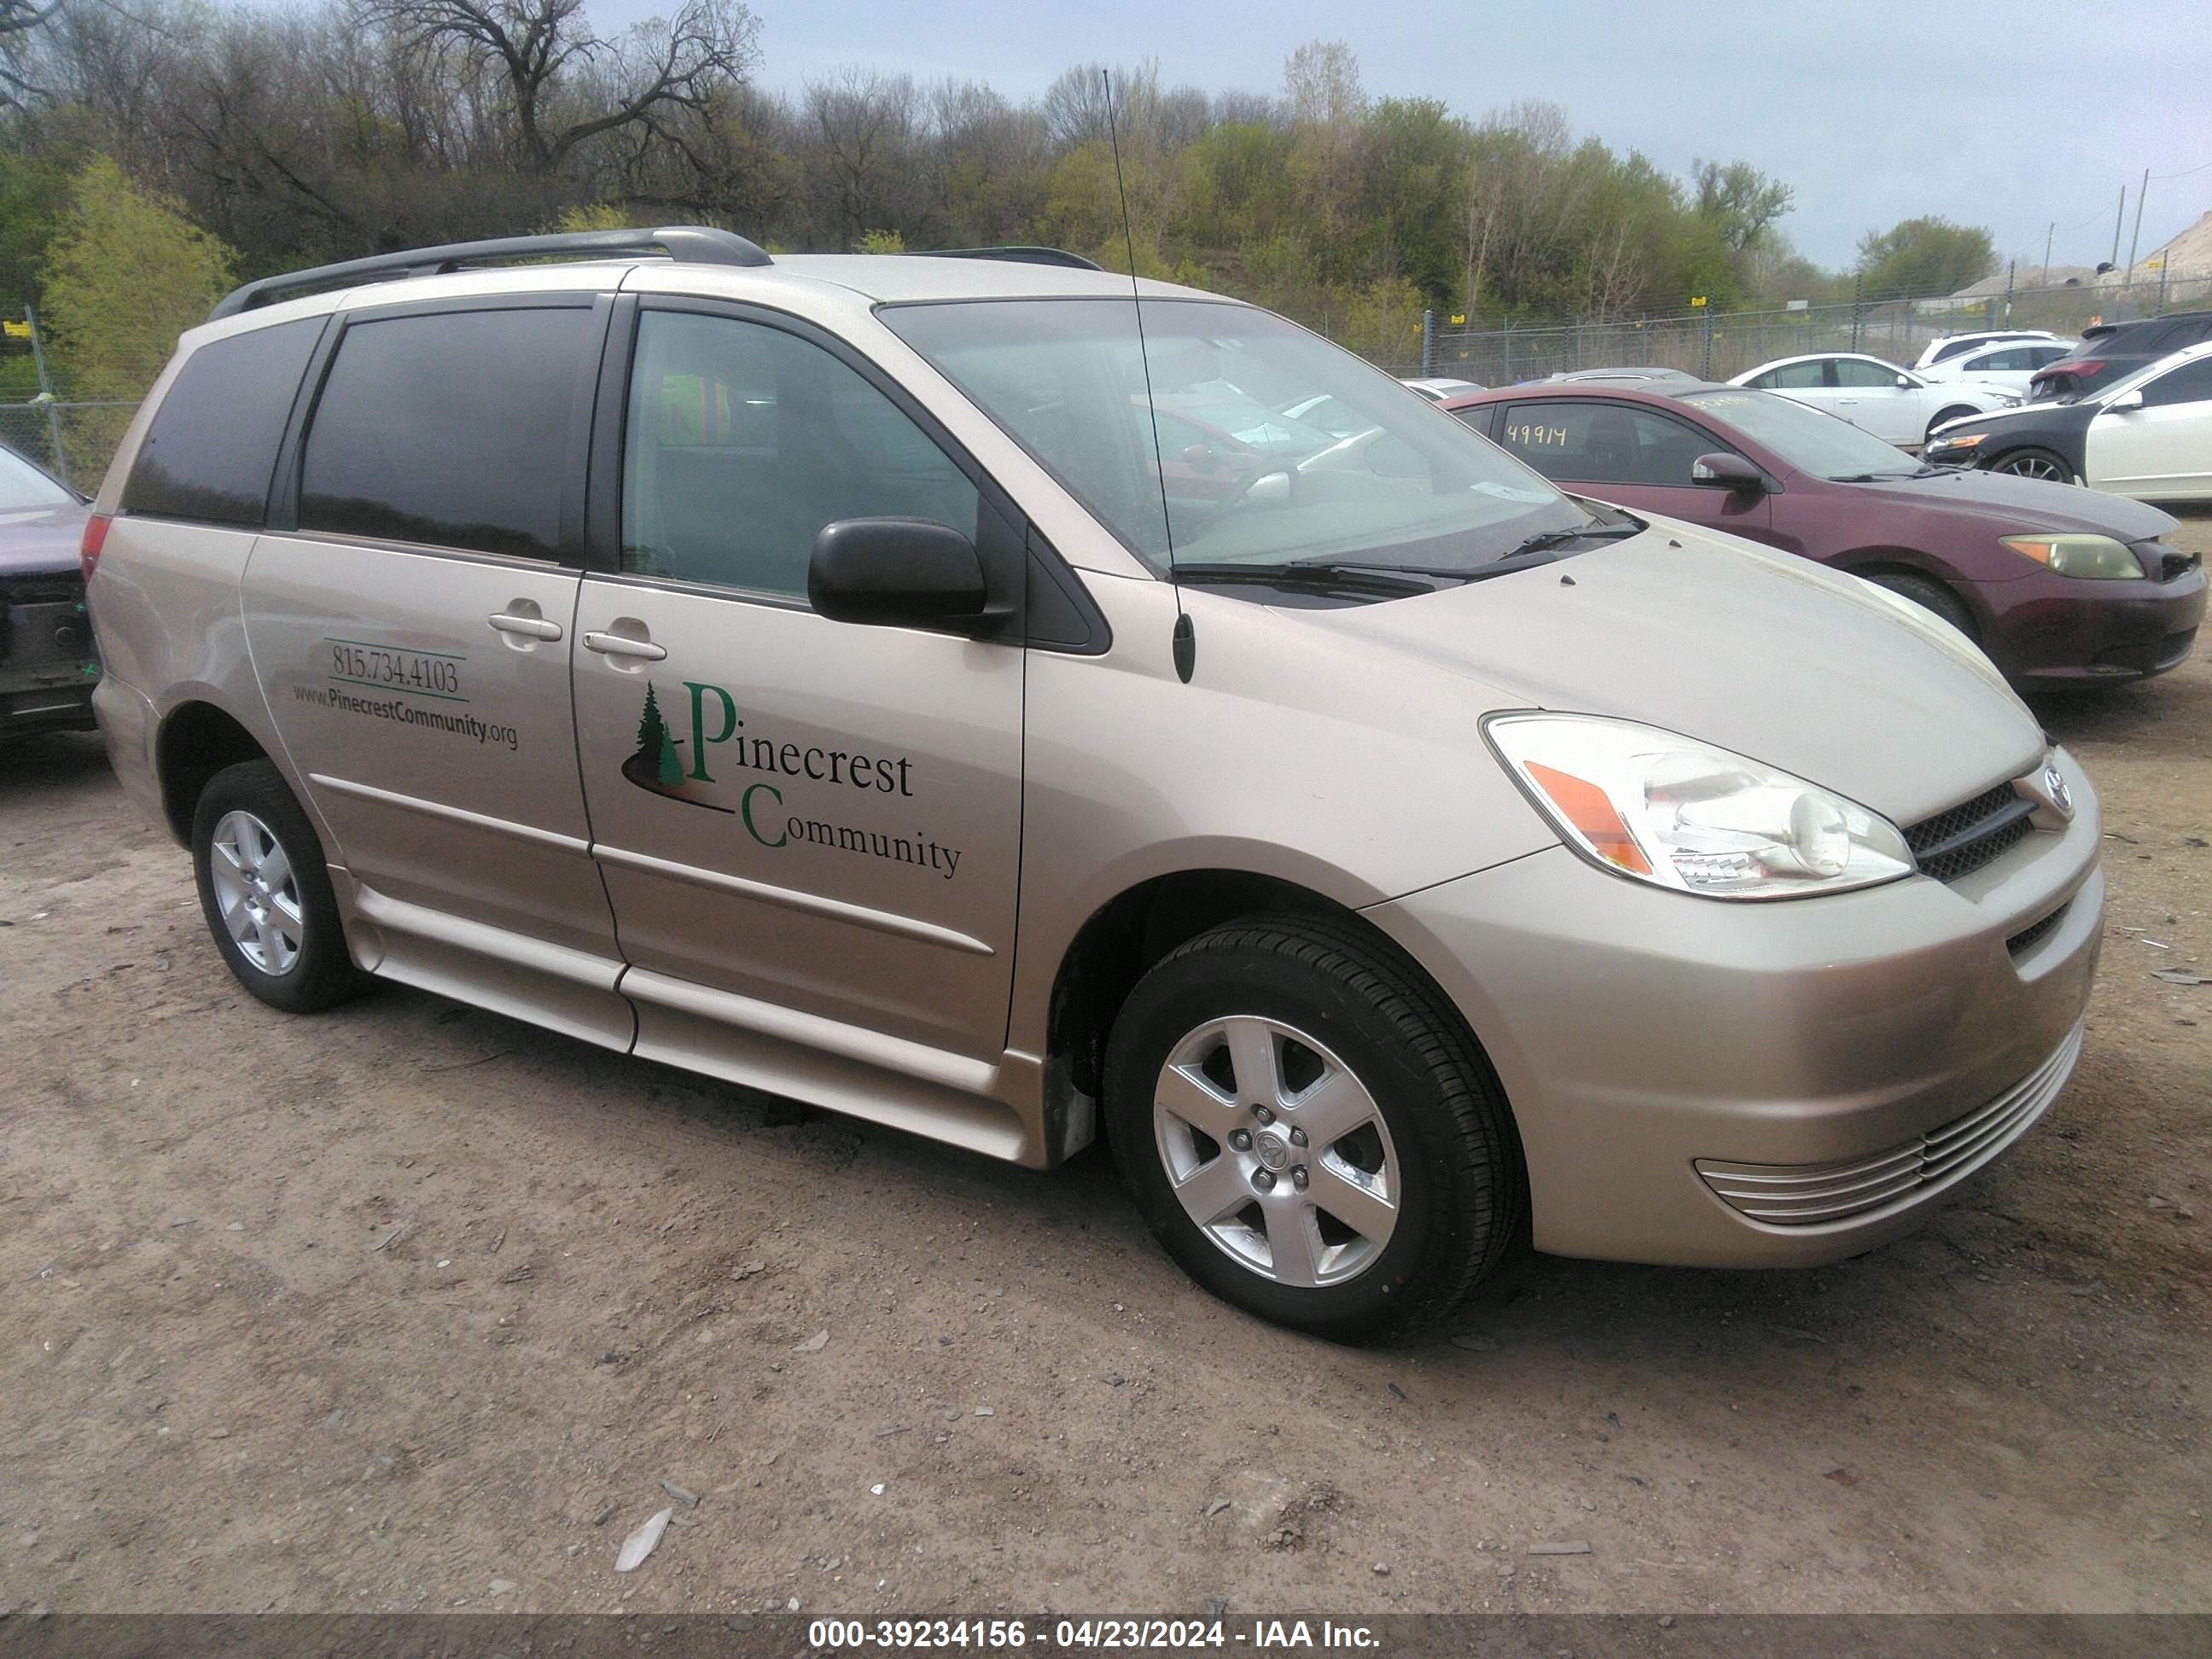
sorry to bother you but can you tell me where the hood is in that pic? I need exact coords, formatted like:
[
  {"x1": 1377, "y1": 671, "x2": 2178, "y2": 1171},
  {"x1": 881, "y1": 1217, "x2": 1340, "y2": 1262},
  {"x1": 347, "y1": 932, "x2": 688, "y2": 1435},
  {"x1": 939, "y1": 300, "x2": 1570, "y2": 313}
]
[
  {"x1": 1301, "y1": 521, "x2": 2046, "y2": 827},
  {"x1": 1829, "y1": 466, "x2": 2175, "y2": 540},
  {"x1": 0, "y1": 501, "x2": 90, "y2": 579}
]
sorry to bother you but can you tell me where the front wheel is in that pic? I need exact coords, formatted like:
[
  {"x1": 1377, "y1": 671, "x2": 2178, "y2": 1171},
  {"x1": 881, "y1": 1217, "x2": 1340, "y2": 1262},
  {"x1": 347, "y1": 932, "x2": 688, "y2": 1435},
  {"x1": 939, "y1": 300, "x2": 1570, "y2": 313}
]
[
  {"x1": 191, "y1": 758, "x2": 366, "y2": 1013},
  {"x1": 1864, "y1": 570, "x2": 1978, "y2": 641},
  {"x1": 1103, "y1": 915, "x2": 1524, "y2": 1343},
  {"x1": 1989, "y1": 446, "x2": 2076, "y2": 485}
]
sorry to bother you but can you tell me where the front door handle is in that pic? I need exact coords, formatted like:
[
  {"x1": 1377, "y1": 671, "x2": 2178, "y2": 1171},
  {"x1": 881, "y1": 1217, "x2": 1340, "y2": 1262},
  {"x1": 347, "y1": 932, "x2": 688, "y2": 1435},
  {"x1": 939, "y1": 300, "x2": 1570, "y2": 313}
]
[
  {"x1": 488, "y1": 612, "x2": 563, "y2": 641},
  {"x1": 582, "y1": 631, "x2": 667, "y2": 661}
]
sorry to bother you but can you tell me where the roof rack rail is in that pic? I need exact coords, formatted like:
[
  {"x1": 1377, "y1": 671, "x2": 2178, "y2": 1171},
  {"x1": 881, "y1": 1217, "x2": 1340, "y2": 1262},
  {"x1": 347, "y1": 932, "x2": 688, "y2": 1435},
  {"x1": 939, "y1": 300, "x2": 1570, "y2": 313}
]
[
  {"x1": 207, "y1": 225, "x2": 772, "y2": 322},
  {"x1": 917, "y1": 246, "x2": 1103, "y2": 271}
]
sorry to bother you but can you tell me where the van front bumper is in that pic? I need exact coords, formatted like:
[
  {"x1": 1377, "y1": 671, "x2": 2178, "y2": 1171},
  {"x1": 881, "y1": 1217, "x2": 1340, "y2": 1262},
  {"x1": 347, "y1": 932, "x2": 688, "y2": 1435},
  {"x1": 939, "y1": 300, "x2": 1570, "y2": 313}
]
[{"x1": 1364, "y1": 750, "x2": 2103, "y2": 1267}]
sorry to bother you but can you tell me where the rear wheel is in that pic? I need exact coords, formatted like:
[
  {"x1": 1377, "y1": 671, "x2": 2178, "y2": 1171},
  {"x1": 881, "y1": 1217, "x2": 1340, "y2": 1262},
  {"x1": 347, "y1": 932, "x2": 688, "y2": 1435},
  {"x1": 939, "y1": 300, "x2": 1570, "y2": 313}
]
[
  {"x1": 1864, "y1": 570, "x2": 1977, "y2": 640},
  {"x1": 1990, "y1": 446, "x2": 2075, "y2": 484},
  {"x1": 1103, "y1": 915, "x2": 1523, "y2": 1344},
  {"x1": 191, "y1": 759, "x2": 365, "y2": 1013}
]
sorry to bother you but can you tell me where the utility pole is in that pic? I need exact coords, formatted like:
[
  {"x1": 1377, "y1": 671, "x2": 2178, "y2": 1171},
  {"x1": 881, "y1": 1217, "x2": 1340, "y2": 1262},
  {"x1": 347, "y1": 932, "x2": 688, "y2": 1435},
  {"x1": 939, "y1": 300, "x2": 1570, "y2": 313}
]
[
  {"x1": 2124, "y1": 167, "x2": 2149, "y2": 284},
  {"x1": 2041, "y1": 222, "x2": 2053, "y2": 286},
  {"x1": 2110, "y1": 186, "x2": 2126, "y2": 268}
]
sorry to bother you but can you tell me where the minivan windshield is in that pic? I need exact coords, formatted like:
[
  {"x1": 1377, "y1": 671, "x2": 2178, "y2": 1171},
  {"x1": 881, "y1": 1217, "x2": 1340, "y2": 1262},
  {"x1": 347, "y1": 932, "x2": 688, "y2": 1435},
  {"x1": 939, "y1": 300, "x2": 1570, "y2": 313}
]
[
  {"x1": 1678, "y1": 387, "x2": 1931, "y2": 481},
  {"x1": 883, "y1": 299, "x2": 1593, "y2": 578},
  {"x1": 0, "y1": 445, "x2": 74, "y2": 510}
]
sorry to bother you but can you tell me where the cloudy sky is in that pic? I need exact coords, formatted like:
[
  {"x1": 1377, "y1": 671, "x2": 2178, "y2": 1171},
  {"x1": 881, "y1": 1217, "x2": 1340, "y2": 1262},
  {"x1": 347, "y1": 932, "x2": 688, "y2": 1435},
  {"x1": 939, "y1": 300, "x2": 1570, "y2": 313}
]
[{"x1": 588, "y1": 0, "x2": 2211, "y2": 276}]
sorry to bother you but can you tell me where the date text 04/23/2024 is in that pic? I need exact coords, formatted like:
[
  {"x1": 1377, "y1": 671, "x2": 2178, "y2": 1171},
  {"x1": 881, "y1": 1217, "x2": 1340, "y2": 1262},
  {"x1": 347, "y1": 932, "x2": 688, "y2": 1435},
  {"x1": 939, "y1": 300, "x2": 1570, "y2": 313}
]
[{"x1": 805, "y1": 1620, "x2": 1382, "y2": 1650}]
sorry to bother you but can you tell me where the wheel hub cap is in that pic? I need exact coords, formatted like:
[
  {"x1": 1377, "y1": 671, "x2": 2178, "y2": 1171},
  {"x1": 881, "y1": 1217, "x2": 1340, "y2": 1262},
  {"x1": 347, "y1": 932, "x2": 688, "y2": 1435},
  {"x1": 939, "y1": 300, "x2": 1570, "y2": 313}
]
[
  {"x1": 208, "y1": 809, "x2": 306, "y2": 977},
  {"x1": 1152, "y1": 1016, "x2": 1402, "y2": 1288}
]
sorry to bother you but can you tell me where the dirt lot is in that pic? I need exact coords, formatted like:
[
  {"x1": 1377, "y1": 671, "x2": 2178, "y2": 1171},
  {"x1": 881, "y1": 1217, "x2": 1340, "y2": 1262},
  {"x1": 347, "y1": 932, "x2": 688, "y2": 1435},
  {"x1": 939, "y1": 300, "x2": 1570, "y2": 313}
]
[{"x1": 3, "y1": 515, "x2": 2208, "y2": 1618}]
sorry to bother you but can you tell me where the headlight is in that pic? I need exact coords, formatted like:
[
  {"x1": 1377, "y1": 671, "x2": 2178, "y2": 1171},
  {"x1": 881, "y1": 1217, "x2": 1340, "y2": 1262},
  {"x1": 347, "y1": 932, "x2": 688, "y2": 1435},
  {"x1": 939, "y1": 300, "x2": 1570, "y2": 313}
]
[
  {"x1": 1934, "y1": 432, "x2": 1987, "y2": 450},
  {"x1": 2001, "y1": 533, "x2": 2144, "y2": 579},
  {"x1": 1486, "y1": 714, "x2": 1916, "y2": 900},
  {"x1": 1997, "y1": 393, "x2": 2023, "y2": 407}
]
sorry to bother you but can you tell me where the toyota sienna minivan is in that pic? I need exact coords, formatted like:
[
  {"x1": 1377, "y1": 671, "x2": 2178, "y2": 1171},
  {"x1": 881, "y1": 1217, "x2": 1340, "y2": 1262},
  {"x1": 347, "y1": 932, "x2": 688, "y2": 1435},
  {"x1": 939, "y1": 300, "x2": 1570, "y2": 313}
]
[{"x1": 85, "y1": 227, "x2": 2107, "y2": 1342}]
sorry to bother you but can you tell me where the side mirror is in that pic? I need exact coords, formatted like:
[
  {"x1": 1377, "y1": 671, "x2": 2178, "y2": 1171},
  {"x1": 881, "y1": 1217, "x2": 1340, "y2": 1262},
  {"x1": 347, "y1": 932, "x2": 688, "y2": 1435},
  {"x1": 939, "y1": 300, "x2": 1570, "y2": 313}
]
[
  {"x1": 808, "y1": 518, "x2": 989, "y2": 629},
  {"x1": 1894, "y1": 373, "x2": 1912, "y2": 389},
  {"x1": 2106, "y1": 388, "x2": 2144, "y2": 413},
  {"x1": 1691, "y1": 451, "x2": 1765, "y2": 495}
]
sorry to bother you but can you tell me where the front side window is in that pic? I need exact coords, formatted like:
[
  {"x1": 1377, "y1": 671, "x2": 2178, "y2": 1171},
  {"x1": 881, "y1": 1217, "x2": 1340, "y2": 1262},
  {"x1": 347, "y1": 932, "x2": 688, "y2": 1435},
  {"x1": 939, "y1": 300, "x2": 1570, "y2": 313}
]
[
  {"x1": 619, "y1": 309, "x2": 979, "y2": 602},
  {"x1": 123, "y1": 319, "x2": 322, "y2": 527},
  {"x1": 300, "y1": 306, "x2": 591, "y2": 559},
  {"x1": 2138, "y1": 359, "x2": 2212, "y2": 408},
  {"x1": 1834, "y1": 358, "x2": 1902, "y2": 389},
  {"x1": 1496, "y1": 402, "x2": 1716, "y2": 486},
  {"x1": 882, "y1": 298, "x2": 1580, "y2": 575},
  {"x1": 1972, "y1": 348, "x2": 2032, "y2": 372}
]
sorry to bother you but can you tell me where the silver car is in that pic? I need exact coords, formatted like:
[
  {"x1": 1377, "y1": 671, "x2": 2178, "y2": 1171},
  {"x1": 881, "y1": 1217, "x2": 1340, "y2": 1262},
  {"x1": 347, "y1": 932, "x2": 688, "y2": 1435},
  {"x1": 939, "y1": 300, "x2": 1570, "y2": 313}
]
[{"x1": 87, "y1": 228, "x2": 2103, "y2": 1342}]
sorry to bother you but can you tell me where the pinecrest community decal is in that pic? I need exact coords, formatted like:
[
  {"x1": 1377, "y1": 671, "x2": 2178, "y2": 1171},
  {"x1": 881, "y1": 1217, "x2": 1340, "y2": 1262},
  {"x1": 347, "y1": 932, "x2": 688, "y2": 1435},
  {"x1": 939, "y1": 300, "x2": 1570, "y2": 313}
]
[{"x1": 623, "y1": 680, "x2": 963, "y2": 881}]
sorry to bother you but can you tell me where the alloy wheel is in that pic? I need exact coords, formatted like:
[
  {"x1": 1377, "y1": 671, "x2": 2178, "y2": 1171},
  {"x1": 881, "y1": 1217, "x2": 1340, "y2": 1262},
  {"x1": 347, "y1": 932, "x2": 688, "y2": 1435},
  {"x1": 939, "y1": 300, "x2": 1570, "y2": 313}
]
[
  {"x1": 1996, "y1": 454, "x2": 2069, "y2": 482},
  {"x1": 1152, "y1": 1016, "x2": 1401, "y2": 1286},
  {"x1": 207, "y1": 808, "x2": 306, "y2": 976}
]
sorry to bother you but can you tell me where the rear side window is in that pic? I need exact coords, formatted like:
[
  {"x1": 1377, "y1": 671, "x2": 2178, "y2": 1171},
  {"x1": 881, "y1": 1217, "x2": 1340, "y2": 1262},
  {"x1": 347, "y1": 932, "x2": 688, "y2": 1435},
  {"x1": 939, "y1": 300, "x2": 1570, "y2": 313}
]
[
  {"x1": 300, "y1": 306, "x2": 591, "y2": 559},
  {"x1": 123, "y1": 319, "x2": 321, "y2": 527},
  {"x1": 1756, "y1": 361, "x2": 1825, "y2": 389},
  {"x1": 2139, "y1": 359, "x2": 2212, "y2": 408}
]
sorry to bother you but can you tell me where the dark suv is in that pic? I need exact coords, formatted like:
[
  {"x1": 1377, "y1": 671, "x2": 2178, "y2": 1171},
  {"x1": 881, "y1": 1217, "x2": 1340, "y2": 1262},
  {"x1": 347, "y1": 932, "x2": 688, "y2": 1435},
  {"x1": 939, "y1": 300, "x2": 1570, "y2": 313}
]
[{"x1": 2029, "y1": 311, "x2": 2212, "y2": 402}]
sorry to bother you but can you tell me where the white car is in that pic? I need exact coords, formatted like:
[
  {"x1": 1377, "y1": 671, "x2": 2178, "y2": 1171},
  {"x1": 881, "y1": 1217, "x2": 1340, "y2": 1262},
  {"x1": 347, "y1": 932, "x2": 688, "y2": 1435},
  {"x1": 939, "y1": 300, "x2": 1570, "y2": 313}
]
[
  {"x1": 1912, "y1": 329, "x2": 2068, "y2": 371},
  {"x1": 1925, "y1": 339, "x2": 2212, "y2": 502},
  {"x1": 1400, "y1": 376, "x2": 1486, "y2": 401},
  {"x1": 1727, "y1": 352, "x2": 2020, "y2": 450},
  {"x1": 1918, "y1": 338, "x2": 2077, "y2": 397}
]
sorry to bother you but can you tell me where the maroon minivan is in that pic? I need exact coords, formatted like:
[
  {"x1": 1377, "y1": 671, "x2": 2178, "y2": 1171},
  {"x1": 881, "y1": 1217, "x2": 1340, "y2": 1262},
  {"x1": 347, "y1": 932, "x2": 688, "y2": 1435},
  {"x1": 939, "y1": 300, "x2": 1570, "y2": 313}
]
[{"x1": 1441, "y1": 382, "x2": 2203, "y2": 686}]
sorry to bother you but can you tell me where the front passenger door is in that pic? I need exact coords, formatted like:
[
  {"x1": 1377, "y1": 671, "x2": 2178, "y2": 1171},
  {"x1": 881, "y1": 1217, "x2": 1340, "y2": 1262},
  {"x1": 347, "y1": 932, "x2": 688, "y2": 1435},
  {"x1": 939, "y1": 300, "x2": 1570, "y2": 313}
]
[
  {"x1": 1493, "y1": 399, "x2": 1769, "y2": 538},
  {"x1": 2088, "y1": 358, "x2": 2212, "y2": 498},
  {"x1": 571, "y1": 300, "x2": 1027, "y2": 1068}
]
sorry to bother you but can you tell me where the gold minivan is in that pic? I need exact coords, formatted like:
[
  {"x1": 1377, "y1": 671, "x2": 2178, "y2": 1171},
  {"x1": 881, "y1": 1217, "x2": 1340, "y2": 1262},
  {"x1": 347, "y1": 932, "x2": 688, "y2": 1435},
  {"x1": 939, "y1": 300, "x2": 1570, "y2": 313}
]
[{"x1": 86, "y1": 228, "x2": 2104, "y2": 1341}]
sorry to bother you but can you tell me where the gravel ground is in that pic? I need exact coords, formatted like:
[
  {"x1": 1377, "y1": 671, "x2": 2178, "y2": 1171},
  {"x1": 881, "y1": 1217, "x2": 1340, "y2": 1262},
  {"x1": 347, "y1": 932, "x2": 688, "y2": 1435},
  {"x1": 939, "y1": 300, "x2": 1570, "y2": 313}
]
[{"x1": 2, "y1": 512, "x2": 2206, "y2": 1616}]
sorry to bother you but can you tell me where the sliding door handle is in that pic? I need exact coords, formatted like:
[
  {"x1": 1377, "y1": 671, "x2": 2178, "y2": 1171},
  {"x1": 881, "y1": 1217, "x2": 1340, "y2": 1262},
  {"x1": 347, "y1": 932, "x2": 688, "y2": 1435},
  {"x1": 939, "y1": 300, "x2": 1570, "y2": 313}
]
[{"x1": 581, "y1": 631, "x2": 667, "y2": 661}]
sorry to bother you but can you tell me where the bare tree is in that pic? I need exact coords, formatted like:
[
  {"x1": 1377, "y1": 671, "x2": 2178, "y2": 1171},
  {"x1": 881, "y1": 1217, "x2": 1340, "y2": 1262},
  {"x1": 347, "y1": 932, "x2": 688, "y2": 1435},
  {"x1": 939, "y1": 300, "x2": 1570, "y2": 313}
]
[
  {"x1": 0, "y1": 0, "x2": 65, "y2": 106},
  {"x1": 354, "y1": 0, "x2": 760, "y2": 173},
  {"x1": 799, "y1": 67, "x2": 918, "y2": 248}
]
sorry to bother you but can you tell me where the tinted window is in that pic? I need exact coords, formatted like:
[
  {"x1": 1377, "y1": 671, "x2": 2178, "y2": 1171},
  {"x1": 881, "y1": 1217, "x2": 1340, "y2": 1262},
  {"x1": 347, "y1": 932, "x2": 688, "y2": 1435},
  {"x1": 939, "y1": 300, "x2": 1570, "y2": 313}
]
[
  {"x1": 1497, "y1": 402, "x2": 1718, "y2": 486},
  {"x1": 2139, "y1": 359, "x2": 2212, "y2": 408},
  {"x1": 620, "y1": 309, "x2": 979, "y2": 602},
  {"x1": 1759, "y1": 360, "x2": 1825, "y2": 389},
  {"x1": 1834, "y1": 358, "x2": 1901, "y2": 388},
  {"x1": 300, "y1": 307, "x2": 590, "y2": 559},
  {"x1": 1929, "y1": 338, "x2": 1985, "y2": 364},
  {"x1": 1973, "y1": 348, "x2": 2034, "y2": 371},
  {"x1": 123, "y1": 319, "x2": 321, "y2": 527}
]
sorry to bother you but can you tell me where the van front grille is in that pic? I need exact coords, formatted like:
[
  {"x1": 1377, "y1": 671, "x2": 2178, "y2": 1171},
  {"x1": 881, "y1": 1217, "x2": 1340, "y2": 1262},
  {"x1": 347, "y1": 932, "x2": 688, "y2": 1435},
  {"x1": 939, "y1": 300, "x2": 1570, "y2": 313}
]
[
  {"x1": 1696, "y1": 1022, "x2": 2081, "y2": 1226},
  {"x1": 1905, "y1": 783, "x2": 2037, "y2": 882}
]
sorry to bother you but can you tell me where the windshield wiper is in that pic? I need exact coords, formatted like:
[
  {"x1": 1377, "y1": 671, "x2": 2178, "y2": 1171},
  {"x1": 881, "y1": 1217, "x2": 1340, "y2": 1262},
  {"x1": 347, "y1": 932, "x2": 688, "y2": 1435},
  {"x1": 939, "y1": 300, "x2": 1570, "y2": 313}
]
[
  {"x1": 1500, "y1": 521, "x2": 1643, "y2": 559},
  {"x1": 1173, "y1": 562, "x2": 1435, "y2": 596}
]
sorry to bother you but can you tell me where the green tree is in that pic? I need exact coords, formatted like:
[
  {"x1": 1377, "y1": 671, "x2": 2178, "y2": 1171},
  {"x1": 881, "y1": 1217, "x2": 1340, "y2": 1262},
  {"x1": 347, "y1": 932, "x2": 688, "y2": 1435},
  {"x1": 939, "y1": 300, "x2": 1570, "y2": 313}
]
[
  {"x1": 855, "y1": 227, "x2": 905, "y2": 253},
  {"x1": 1692, "y1": 160, "x2": 1793, "y2": 253},
  {"x1": 42, "y1": 155, "x2": 235, "y2": 482},
  {"x1": 1855, "y1": 217, "x2": 1994, "y2": 300}
]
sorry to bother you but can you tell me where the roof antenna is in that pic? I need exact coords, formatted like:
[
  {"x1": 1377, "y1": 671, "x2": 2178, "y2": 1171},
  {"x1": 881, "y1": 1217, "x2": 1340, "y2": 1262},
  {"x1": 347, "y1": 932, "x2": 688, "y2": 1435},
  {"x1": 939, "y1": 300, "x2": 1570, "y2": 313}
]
[{"x1": 1103, "y1": 68, "x2": 1194, "y2": 684}]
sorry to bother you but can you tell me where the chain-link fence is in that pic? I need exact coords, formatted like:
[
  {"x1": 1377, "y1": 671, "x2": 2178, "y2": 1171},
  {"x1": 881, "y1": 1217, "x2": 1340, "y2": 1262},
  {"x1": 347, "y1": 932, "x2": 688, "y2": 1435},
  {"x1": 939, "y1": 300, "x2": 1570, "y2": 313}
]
[
  {"x1": 1416, "y1": 271, "x2": 2212, "y2": 387},
  {"x1": 0, "y1": 303, "x2": 142, "y2": 493}
]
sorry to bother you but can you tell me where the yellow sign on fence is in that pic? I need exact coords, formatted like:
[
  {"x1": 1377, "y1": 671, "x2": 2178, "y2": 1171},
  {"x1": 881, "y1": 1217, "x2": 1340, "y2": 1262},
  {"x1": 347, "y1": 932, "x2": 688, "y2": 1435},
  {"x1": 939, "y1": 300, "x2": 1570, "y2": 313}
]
[
  {"x1": 2, "y1": 319, "x2": 29, "y2": 340},
  {"x1": 1448, "y1": 314, "x2": 1465, "y2": 326},
  {"x1": 1689, "y1": 295, "x2": 1708, "y2": 309}
]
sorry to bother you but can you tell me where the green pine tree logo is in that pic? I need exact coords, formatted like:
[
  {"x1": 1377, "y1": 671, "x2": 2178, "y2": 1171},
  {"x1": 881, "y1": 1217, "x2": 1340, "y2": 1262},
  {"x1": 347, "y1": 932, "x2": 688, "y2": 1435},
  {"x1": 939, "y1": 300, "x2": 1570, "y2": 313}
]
[{"x1": 632, "y1": 683, "x2": 684, "y2": 786}]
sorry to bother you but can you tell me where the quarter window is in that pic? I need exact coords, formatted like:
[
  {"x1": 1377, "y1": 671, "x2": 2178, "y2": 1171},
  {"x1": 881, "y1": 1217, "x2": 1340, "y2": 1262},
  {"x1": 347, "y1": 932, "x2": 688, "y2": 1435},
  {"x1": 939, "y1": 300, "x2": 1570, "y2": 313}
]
[
  {"x1": 123, "y1": 319, "x2": 322, "y2": 527},
  {"x1": 300, "y1": 306, "x2": 591, "y2": 559},
  {"x1": 1496, "y1": 403, "x2": 1719, "y2": 486},
  {"x1": 619, "y1": 309, "x2": 978, "y2": 602}
]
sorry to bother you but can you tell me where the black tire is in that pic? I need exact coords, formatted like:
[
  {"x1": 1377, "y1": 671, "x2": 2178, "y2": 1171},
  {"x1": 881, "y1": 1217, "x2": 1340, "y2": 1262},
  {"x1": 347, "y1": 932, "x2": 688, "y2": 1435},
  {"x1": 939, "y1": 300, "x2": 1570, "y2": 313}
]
[
  {"x1": 1988, "y1": 446, "x2": 2076, "y2": 485},
  {"x1": 1865, "y1": 570, "x2": 1977, "y2": 641},
  {"x1": 1103, "y1": 913, "x2": 1525, "y2": 1345},
  {"x1": 190, "y1": 758, "x2": 365, "y2": 1013}
]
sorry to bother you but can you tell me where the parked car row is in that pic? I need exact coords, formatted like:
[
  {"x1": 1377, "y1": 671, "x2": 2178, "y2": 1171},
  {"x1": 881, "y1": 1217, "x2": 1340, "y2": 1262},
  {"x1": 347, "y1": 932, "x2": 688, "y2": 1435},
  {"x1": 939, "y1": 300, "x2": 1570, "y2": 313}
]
[
  {"x1": 1928, "y1": 341, "x2": 2212, "y2": 501},
  {"x1": 1725, "y1": 352, "x2": 2021, "y2": 450},
  {"x1": 1436, "y1": 379, "x2": 2203, "y2": 687}
]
